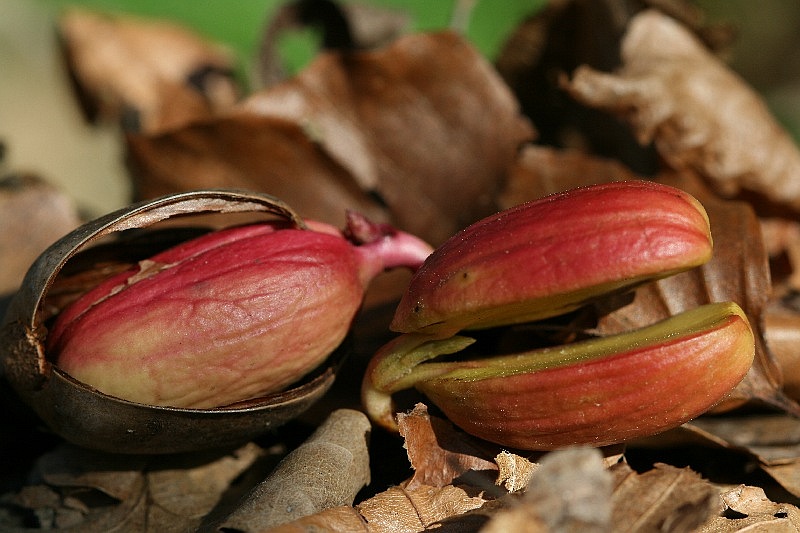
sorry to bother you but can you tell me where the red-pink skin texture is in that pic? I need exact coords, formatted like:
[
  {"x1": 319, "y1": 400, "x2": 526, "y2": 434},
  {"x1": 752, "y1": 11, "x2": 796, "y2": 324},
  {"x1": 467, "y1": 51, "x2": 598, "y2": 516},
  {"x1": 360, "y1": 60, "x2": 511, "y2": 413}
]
[
  {"x1": 48, "y1": 223, "x2": 367, "y2": 408},
  {"x1": 417, "y1": 313, "x2": 753, "y2": 450},
  {"x1": 391, "y1": 180, "x2": 712, "y2": 336}
]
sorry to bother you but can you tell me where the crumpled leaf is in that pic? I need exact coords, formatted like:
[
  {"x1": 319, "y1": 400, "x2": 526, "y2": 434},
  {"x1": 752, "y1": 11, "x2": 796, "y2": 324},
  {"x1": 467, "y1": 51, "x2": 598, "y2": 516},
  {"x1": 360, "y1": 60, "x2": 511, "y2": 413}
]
[
  {"x1": 397, "y1": 403, "x2": 498, "y2": 491},
  {"x1": 495, "y1": 0, "x2": 733, "y2": 175},
  {"x1": 0, "y1": 441, "x2": 263, "y2": 532},
  {"x1": 699, "y1": 485, "x2": 800, "y2": 532},
  {"x1": 146, "y1": 445, "x2": 267, "y2": 528},
  {"x1": 218, "y1": 409, "x2": 371, "y2": 532},
  {"x1": 244, "y1": 29, "x2": 533, "y2": 244},
  {"x1": 562, "y1": 9, "x2": 800, "y2": 212},
  {"x1": 267, "y1": 403, "x2": 506, "y2": 532},
  {"x1": 0, "y1": 173, "x2": 81, "y2": 295},
  {"x1": 128, "y1": 31, "x2": 534, "y2": 244},
  {"x1": 494, "y1": 451, "x2": 538, "y2": 494},
  {"x1": 59, "y1": 8, "x2": 239, "y2": 133},
  {"x1": 610, "y1": 462, "x2": 719, "y2": 532}
]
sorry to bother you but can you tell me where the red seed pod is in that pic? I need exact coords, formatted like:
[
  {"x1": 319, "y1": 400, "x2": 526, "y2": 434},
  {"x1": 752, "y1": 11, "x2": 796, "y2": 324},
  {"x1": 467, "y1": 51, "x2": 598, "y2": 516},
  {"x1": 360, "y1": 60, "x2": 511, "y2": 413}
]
[
  {"x1": 1, "y1": 190, "x2": 432, "y2": 453},
  {"x1": 363, "y1": 182, "x2": 755, "y2": 449}
]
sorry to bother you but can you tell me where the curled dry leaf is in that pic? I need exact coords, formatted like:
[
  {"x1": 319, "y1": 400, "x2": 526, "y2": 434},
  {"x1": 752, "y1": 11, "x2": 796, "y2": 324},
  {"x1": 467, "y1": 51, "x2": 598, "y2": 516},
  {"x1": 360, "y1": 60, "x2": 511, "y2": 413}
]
[
  {"x1": 562, "y1": 9, "x2": 800, "y2": 212},
  {"x1": 219, "y1": 409, "x2": 371, "y2": 531},
  {"x1": 495, "y1": 0, "x2": 733, "y2": 175},
  {"x1": 268, "y1": 403, "x2": 511, "y2": 532},
  {"x1": 494, "y1": 451, "x2": 538, "y2": 494},
  {"x1": 241, "y1": 30, "x2": 533, "y2": 245},
  {"x1": 144, "y1": 443, "x2": 266, "y2": 531},
  {"x1": 701, "y1": 485, "x2": 800, "y2": 532},
  {"x1": 486, "y1": 450, "x2": 800, "y2": 533},
  {"x1": 128, "y1": 31, "x2": 534, "y2": 244},
  {"x1": 265, "y1": 505, "x2": 368, "y2": 533},
  {"x1": 397, "y1": 403, "x2": 498, "y2": 491},
  {"x1": 59, "y1": 8, "x2": 238, "y2": 133}
]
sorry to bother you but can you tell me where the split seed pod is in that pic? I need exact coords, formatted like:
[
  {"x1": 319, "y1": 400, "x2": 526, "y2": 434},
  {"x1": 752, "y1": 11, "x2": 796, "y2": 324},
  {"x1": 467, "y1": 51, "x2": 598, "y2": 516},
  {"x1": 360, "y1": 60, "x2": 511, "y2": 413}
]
[
  {"x1": 363, "y1": 181, "x2": 756, "y2": 449},
  {"x1": 1, "y1": 190, "x2": 431, "y2": 453}
]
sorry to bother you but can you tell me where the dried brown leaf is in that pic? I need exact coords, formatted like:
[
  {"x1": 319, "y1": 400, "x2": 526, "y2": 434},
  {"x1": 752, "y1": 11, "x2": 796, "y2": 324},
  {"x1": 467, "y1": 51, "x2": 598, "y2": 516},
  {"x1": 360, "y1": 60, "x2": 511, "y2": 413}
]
[
  {"x1": 610, "y1": 462, "x2": 719, "y2": 532},
  {"x1": 698, "y1": 485, "x2": 800, "y2": 532},
  {"x1": 686, "y1": 414, "x2": 800, "y2": 465},
  {"x1": 126, "y1": 114, "x2": 388, "y2": 230},
  {"x1": 219, "y1": 409, "x2": 371, "y2": 531},
  {"x1": 270, "y1": 403, "x2": 524, "y2": 532},
  {"x1": 147, "y1": 444, "x2": 263, "y2": 523},
  {"x1": 496, "y1": 0, "x2": 733, "y2": 176},
  {"x1": 59, "y1": 8, "x2": 238, "y2": 133},
  {"x1": 1, "y1": 442, "x2": 263, "y2": 532},
  {"x1": 129, "y1": 31, "x2": 534, "y2": 245},
  {"x1": 679, "y1": 414, "x2": 800, "y2": 500},
  {"x1": 491, "y1": 446, "x2": 620, "y2": 495},
  {"x1": 478, "y1": 499, "x2": 548, "y2": 533},
  {"x1": 494, "y1": 451, "x2": 538, "y2": 494},
  {"x1": 265, "y1": 505, "x2": 369, "y2": 533},
  {"x1": 397, "y1": 403, "x2": 498, "y2": 491},
  {"x1": 562, "y1": 9, "x2": 800, "y2": 212},
  {"x1": 356, "y1": 482, "x2": 487, "y2": 533},
  {"x1": 21, "y1": 444, "x2": 148, "y2": 531},
  {"x1": 759, "y1": 463, "x2": 800, "y2": 505},
  {"x1": 246, "y1": 30, "x2": 534, "y2": 245}
]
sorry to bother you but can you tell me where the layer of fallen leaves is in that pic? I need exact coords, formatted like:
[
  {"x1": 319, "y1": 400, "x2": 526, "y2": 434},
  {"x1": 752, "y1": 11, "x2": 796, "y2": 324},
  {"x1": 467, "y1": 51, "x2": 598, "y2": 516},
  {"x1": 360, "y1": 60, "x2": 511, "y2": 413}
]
[{"x1": 5, "y1": 0, "x2": 800, "y2": 531}]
